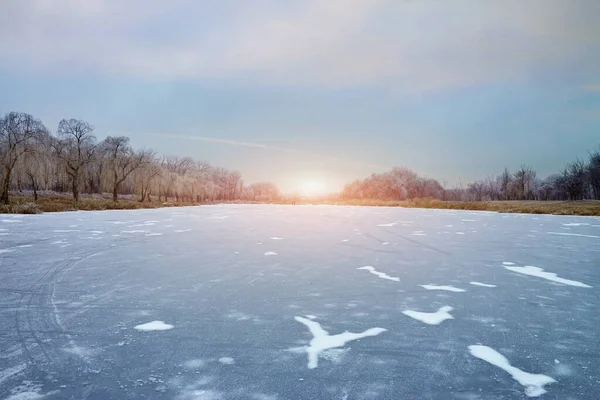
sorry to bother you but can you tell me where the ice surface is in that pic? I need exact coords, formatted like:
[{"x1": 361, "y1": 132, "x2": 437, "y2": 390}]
[
  {"x1": 1, "y1": 205, "x2": 598, "y2": 399},
  {"x1": 402, "y1": 306, "x2": 453, "y2": 325},
  {"x1": 504, "y1": 265, "x2": 592, "y2": 288},
  {"x1": 294, "y1": 316, "x2": 386, "y2": 369},
  {"x1": 468, "y1": 345, "x2": 556, "y2": 397},
  {"x1": 420, "y1": 284, "x2": 466, "y2": 292},
  {"x1": 470, "y1": 282, "x2": 497, "y2": 288},
  {"x1": 134, "y1": 321, "x2": 174, "y2": 331},
  {"x1": 357, "y1": 266, "x2": 400, "y2": 282}
]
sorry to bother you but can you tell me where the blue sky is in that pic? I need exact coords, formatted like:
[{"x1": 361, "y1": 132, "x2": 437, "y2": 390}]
[{"x1": 1, "y1": 0, "x2": 599, "y2": 193}]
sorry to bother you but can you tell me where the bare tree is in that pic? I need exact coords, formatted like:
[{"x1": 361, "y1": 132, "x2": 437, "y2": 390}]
[
  {"x1": 0, "y1": 112, "x2": 48, "y2": 204},
  {"x1": 103, "y1": 136, "x2": 152, "y2": 202},
  {"x1": 52, "y1": 119, "x2": 96, "y2": 201},
  {"x1": 589, "y1": 146, "x2": 600, "y2": 200},
  {"x1": 136, "y1": 156, "x2": 161, "y2": 202}
]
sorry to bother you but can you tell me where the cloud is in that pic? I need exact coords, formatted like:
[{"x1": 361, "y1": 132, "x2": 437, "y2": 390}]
[
  {"x1": 583, "y1": 84, "x2": 600, "y2": 92},
  {"x1": 1, "y1": 0, "x2": 599, "y2": 90},
  {"x1": 143, "y1": 132, "x2": 390, "y2": 169}
]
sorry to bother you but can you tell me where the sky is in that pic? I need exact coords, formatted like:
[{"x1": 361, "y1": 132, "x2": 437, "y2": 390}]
[{"x1": 1, "y1": 0, "x2": 599, "y2": 194}]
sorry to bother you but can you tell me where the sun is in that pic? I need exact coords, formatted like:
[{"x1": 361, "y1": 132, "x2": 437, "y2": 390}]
[{"x1": 298, "y1": 180, "x2": 327, "y2": 197}]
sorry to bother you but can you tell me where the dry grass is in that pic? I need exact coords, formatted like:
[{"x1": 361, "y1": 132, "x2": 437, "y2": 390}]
[
  {"x1": 2, "y1": 196, "x2": 199, "y2": 213},
  {"x1": 293, "y1": 198, "x2": 600, "y2": 216},
  {"x1": 2, "y1": 195, "x2": 599, "y2": 216}
]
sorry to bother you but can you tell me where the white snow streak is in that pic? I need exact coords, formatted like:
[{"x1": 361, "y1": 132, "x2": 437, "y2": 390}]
[
  {"x1": 218, "y1": 357, "x2": 235, "y2": 365},
  {"x1": 377, "y1": 222, "x2": 397, "y2": 227},
  {"x1": 547, "y1": 232, "x2": 599, "y2": 239},
  {"x1": 402, "y1": 306, "x2": 453, "y2": 325},
  {"x1": 134, "y1": 321, "x2": 174, "y2": 331},
  {"x1": 469, "y1": 345, "x2": 556, "y2": 397},
  {"x1": 357, "y1": 266, "x2": 400, "y2": 282},
  {"x1": 420, "y1": 284, "x2": 465, "y2": 292},
  {"x1": 470, "y1": 282, "x2": 497, "y2": 288},
  {"x1": 294, "y1": 316, "x2": 386, "y2": 369},
  {"x1": 270, "y1": 237, "x2": 283, "y2": 240},
  {"x1": 561, "y1": 223, "x2": 590, "y2": 227},
  {"x1": 504, "y1": 265, "x2": 592, "y2": 288},
  {"x1": 264, "y1": 252, "x2": 277, "y2": 256}
]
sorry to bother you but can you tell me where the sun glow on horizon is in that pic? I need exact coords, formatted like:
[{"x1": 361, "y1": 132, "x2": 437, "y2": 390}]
[{"x1": 297, "y1": 180, "x2": 328, "y2": 197}]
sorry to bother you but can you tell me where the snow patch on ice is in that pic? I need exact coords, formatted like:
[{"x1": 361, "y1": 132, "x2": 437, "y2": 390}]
[
  {"x1": 504, "y1": 265, "x2": 592, "y2": 288},
  {"x1": 468, "y1": 345, "x2": 556, "y2": 397},
  {"x1": 502, "y1": 262, "x2": 515, "y2": 266},
  {"x1": 175, "y1": 229, "x2": 192, "y2": 233},
  {"x1": 561, "y1": 223, "x2": 590, "y2": 227},
  {"x1": 17, "y1": 245, "x2": 33, "y2": 248},
  {"x1": 218, "y1": 357, "x2": 235, "y2": 365},
  {"x1": 122, "y1": 230, "x2": 147, "y2": 234},
  {"x1": 183, "y1": 359, "x2": 207, "y2": 369},
  {"x1": 1, "y1": 219, "x2": 21, "y2": 223},
  {"x1": 53, "y1": 229, "x2": 79, "y2": 232},
  {"x1": 470, "y1": 281, "x2": 497, "y2": 288},
  {"x1": 455, "y1": 232, "x2": 465, "y2": 235},
  {"x1": 264, "y1": 252, "x2": 277, "y2": 256},
  {"x1": 420, "y1": 284, "x2": 465, "y2": 292},
  {"x1": 402, "y1": 306, "x2": 453, "y2": 325},
  {"x1": 270, "y1": 237, "x2": 283, "y2": 240},
  {"x1": 134, "y1": 321, "x2": 174, "y2": 331},
  {"x1": 547, "y1": 232, "x2": 599, "y2": 239},
  {"x1": 293, "y1": 316, "x2": 386, "y2": 369},
  {"x1": 357, "y1": 266, "x2": 400, "y2": 282},
  {"x1": 145, "y1": 233, "x2": 162, "y2": 236},
  {"x1": 377, "y1": 222, "x2": 397, "y2": 227}
]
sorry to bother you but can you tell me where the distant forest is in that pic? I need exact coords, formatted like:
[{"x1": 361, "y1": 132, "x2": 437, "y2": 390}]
[
  {"x1": 0, "y1": 112, "x2": 279, "y2": 204},
  {"x1": 341, "y1": 149, "x2": 600, "y2": 202},
  {"x1": 1, "y1": 111, "x2": 599, "y2": 205}
]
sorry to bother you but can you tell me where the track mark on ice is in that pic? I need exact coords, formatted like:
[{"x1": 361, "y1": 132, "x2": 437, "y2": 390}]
[
  {"x1": 134, "y1": 321, "x2": 174, "y2": 331},
  {"x1": 420, "y1": 284, "x2": 465, "y2": 292},
  {"x1": 470, "y1": 282, "x2": 497, "y2": 288},
  {"x1": 468, "y1": 345, "x2": 556, "y2": 397},
  {"x1": 503, "y1": 264, "x2": 592, "y2": 288},
  {"x1": 293, "y1": 316, "x2": 386, "y2": 369},
  {"x1": 547, "y1": 232, "x2": 599, "y2": 239},
  {"x1": 53, "y1": 229, "x2": 79, "y2": 232},
  {"x1": 402, "y1": 306, "x2": 453, "y2": 325},
  {"x1": 357, "y1": 266, "x2": 400, "y2": 282}
]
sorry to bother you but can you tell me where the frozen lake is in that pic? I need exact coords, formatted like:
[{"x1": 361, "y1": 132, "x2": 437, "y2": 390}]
[{"x1": 1, "y1": 205, "x2": 599, "y2": 399}]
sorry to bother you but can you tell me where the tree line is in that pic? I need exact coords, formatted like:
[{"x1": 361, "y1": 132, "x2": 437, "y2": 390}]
[
  {"x1": 0, "y1": 112, "x2": 280, "y2": 204},
  {"x1": 341, "y1": 147, "x2": 600, "y2": 202}
]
